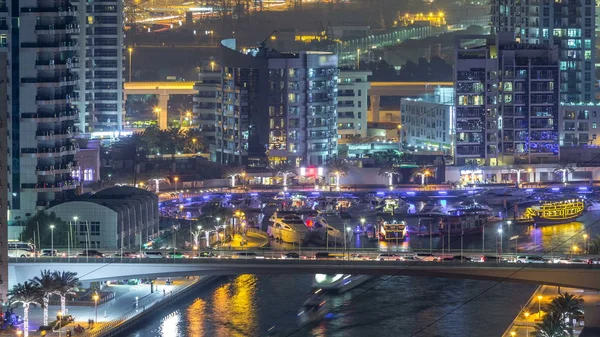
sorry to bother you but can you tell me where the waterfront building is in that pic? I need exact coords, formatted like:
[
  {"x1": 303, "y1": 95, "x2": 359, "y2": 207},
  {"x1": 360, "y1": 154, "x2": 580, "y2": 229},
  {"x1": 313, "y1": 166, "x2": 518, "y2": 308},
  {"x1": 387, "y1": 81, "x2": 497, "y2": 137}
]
[
  {"x1": 446, "y1": 164, "x2": 597, "y2": 184},
  {"x1": 559, "y1": 104, "x2": 600, "y2": 146},
  {"x1": 400, "y1": 87, "x2": 455, "y2": 153},
  {"x1": 0, "y1": 52, "x2": 8, "y2": 303},
  {"x1": 74, "y1": 0, "x2": 125, "y2": 133},
  {"x1": 4, "y1": 0, "x2": 81, "y2": 228},
  {"x1": 491, "y1": 0, "x2": 596, "y2": 103},
  {"x1": 193, "y1": 60, "x2": 221, "y2": 161},
  {"x1": 454, "y1": 33, "x2": 560, "y2": 166},
  {"x1": 210, "y1": 39, "x2": 339, "y2": 167},
  {"x1": 46, "y1": 186, "x2": 158, "y2": 249},
  {"x1": 337, "y1": 70, "x2": 371, "y2": 143}
]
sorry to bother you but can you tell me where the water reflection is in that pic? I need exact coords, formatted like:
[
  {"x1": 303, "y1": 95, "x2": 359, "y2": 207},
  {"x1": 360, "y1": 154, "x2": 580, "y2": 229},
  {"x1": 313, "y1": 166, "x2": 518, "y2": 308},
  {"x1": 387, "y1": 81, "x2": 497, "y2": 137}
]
[
  {"x1": 186, "y1": 298, "x2": 205, "y2": 337},
  {"x1": 211, "y1": 275, "x2": 258, "y2": 337},
  {"x1": 158, "y1": 309, "x2": 181, "y2": 337}
]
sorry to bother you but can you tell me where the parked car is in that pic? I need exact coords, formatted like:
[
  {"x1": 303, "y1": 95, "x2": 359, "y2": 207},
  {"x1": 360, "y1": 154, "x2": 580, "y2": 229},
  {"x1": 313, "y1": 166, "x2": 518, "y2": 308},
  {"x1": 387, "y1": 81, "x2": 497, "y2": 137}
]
[
  {"x1": 114, "y1": 252, "x2": 139, "y2": 258},
  {"x1": 376, "y1": 253, "x2": 404, "y2": 261},
  {"x1": 78, "y1": 250, "x2": 104, "y2": 258},
  {"x1": 515, "y1": 255, "x2": 546, "y2": 263},
  {"x1": 281, "y1": 252, "x2": 300, "y2": 259},
  {"x1": 41, "y1": 249, "x2": 58, "y2": 257},
  {"x1": 350, "y1": 253, "x2": 371, "y2": 261}
]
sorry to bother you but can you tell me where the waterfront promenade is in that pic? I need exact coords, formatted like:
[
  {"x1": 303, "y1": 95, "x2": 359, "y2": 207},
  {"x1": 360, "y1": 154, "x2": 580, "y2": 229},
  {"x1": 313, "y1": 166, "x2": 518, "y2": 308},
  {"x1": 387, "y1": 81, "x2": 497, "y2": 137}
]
[
  {"x1": 502, "y1": 285, "x2": 600, "y2": 337},
  {"x1": 7, "y1": 278, "x2": 196, "y2": 337}
]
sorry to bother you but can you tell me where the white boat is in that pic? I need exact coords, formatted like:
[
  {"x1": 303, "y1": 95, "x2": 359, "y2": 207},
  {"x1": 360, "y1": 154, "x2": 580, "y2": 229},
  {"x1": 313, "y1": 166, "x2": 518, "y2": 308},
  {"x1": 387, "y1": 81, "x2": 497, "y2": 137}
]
[
  {"x1": 262, "y1": 201, "x2": 283, "y2": 214},
  {"x1": 347, "y1": 200, "x2": 379, "y2": 218},
  {"x1": 232, "y1": 197, "x2": 262, "y2": 212},
  {"x1": 297, "y1": 290, "x2": 329, "y2": 324},
  {"x1": 312, "y1": 274, "x2": 372, "y2": 294},
  {"x1": 267, "y1": 212, "x2": 309, "y2": 244},
  {"x1": 381, "y1": 197, "x2": 410, "y2": 214},
  {"x1": 307, "y1": 216, "x2": 349, "y2": 244}
]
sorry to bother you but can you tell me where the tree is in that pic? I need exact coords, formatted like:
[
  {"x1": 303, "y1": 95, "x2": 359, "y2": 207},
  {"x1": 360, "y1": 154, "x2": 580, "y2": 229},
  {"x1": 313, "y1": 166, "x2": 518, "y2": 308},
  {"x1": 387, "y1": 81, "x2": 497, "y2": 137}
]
[
  {"x1": 326, "y1": 159, "x2": 352, "y2": 187},
  {"x1": 412, "y1": 165, "x2": 434, "y2": 186},
  {"x1": 536, "y1": 310, "x2": 569, "y2": 337},
  {"x1": 554, "y1": 163, "x2": 575, "y2": 184},
  {"x1": 545, "y1": 292, "x2": 584, "y2": 337},
  {"x1": 223, "y1": 166, "x2": 245, "y2": 187},
  {"x1": 9, "y1": 281, "x2": 41, "y2": 337},
  {"x1": 379, "y1": 164, "x2": 402, "y2": 187},
  {"x1": 33, "y1": 270, "x2": 58, "y2": 326},
  {"x1": 588, "y1": 235, "x2": 600, "y2": 255},
  {"x1": 462, "y1": 160, "x2": 483, "y2": 184},
  {"x1": 20, "y1": 212, "x2": 70, "y2": 248},
  {"x1": 52, "y1": 271, "x2": 79, "y2": 316},
  {"x1": 183, "y1": 128, "x2": 205, "y2": 154},
  {"x1": 273, "y1": 162, "x2": 296, "y2": 188}
]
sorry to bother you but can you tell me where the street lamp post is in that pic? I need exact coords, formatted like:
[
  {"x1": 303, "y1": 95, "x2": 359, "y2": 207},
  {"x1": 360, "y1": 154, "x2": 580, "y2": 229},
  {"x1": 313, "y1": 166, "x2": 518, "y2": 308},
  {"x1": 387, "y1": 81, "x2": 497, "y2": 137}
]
[
  {"x1": 497, "y1": 227, "x2": 503, "y2": 260},
  {"x1": 537, "y1": 295, "x2": 543, "y2": 320},
  {"x1": 128, "y1": 47, "x2": 133, "y2": 82},
  {"x1": 524, "y1": 312, "x2": 530, "y2": 337},
  {"x1": 50, "y1": 224, "x2": 55, "y2": 255},
  {"x1": 58, "y1": 311, "x2": 63, "y2": 337},
  {"x1": 174, "y1": 176, "x2": 179, "y2": 194},
  {"x1": 93, "y1": 293, "x2": 99, "y2": 325},
  {"x1": 584, "y1": 233, "x2": 588, "y2": 253},
  {"x1": 356, "y1": 48, "x2": 361, "y2": 69}
]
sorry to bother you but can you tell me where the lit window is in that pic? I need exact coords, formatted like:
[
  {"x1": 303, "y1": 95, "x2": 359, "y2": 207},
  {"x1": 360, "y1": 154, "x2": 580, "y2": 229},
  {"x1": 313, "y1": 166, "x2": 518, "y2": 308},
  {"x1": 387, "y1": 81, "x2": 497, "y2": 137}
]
[{"x1": 593, "y1": 123, "x2": 597, "y2": 129}]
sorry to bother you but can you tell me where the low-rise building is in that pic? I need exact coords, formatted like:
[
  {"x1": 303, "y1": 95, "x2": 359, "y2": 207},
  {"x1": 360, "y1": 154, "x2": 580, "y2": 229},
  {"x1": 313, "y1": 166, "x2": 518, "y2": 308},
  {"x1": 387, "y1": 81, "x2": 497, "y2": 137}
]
[
  {"x1": 400, "y1": 87, "x2": 454, "y2": 153},
  {"x1": 559, "y1": 104, "x2": 600, "y2": 147},
  {"x1": 46, "y1": 186, "x2": 159, "y2": 249},
  {"x1": 337, "y1": 70, "x2": 371, "y2": 143}
]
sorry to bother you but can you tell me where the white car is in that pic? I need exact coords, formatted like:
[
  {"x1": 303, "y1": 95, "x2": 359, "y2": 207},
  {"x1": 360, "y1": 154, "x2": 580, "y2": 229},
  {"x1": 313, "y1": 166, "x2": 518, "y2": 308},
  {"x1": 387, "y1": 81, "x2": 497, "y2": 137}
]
[
  {"x1": 414, "y1": 253, "x2": 437, "y2": 261},
  {"x1": 515, "y1": 255, "x2": 546, "y2": 263},
  {"x1": 553, "y1": 257, "x2": 571, "y2": 264},
  {"x1": 231, "y1": 252, "x2": 264, "y2": 260},
  {"x1": 376, "y1": 254, "x2": 404, "y2": 261}
]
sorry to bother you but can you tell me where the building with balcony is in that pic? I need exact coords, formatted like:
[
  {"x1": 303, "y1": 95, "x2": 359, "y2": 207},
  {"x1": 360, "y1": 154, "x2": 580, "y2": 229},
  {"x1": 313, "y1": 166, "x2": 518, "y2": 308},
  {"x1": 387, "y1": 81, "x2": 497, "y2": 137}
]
[
  {"x1": 454, "y1": 33, "x2": 560, "y2": 166},
  {"x1": 559, "y1": 104, "x2": 600, "y2": 146},
  {"x1": 491, "y1": 0, "x2": 595, "y2": 103},
  {"x1": 337, "y1": 70, "x2": 371, "y2": 143},
  {"x1": 74, "y1": 0, "x2": 125, "y2": 133},
  {"x1": 210, "y1": 39, "x2": 339, "y2": 167},
  {"x1": 193, "y1": 60, "x2": 222, "y2": 161},
  {"x1": 0, "y1": 52, "x2": 9, "y2": 303},
  {"x1": 400, "y1": 87, "x2": 455, "y2": 153},
  {"x1": 4, "y1": 0, "x2": 80, "y2": 225}
]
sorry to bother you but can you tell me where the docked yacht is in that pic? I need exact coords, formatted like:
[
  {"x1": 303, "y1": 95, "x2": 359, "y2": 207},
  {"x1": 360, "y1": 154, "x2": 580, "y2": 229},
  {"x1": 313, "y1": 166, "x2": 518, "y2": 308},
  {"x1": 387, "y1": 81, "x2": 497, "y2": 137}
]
[
  {"x1": 347, "y1": 200, "x2": 379, "y2": 218},
  {"x1": 438, "y1": 211, "x2": 487, "y2": 236},
  {"x1": 262, "y1": 201, "x2": 284, "y2": 214},
  {"x1": 519, "y1": 199, "x2": 585, "y2": 225},
  {"x1": 307, "y1": 216, "x2": 349, "y2": 244},
  {"x1": 312, "y1": 274, "x2": 373, "y2": 294},
  {"x1": 232, "y1": 197, "x2": 262, "y2": 212},
  {"x1": 267, "y1": 212, "x2": 309, "y2": 244},
  {"x1": 378, "y1": 220, "x2": 408, "y2": 241}
]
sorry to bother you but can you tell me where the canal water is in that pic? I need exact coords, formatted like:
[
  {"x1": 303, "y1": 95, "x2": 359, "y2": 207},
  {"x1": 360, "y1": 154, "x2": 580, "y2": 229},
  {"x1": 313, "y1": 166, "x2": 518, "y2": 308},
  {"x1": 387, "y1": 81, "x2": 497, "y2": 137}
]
[{"x1": 131, "y1": 203, "x2": 600, "y2": 336}]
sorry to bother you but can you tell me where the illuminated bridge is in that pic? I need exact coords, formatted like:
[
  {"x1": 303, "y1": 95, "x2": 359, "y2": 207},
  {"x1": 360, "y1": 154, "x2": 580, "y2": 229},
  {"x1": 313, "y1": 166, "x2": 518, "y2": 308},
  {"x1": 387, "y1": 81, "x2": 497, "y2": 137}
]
[
  {"x1": 8, "y1": 258, "x2": 600, "y2": 290},
  {"x1": 124, "y1": 81, "x2": 453, "y2": 128}
]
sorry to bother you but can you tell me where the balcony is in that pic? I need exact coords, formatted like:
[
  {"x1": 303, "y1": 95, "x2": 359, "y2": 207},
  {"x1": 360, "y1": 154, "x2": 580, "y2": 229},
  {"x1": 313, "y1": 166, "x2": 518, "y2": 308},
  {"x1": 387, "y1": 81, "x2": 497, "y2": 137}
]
[
  {"x1": 22, "y1": 75, "x2": 79, "y2": 86},
  {"x1": 21, "y1": 110, "x2": 78, "y2": 122},
  {"x1": 36, "y1": 163, "x2": 76, "y2": 175},
  {"x1": 35, "y1": 129, "x2": 75, "y2": 140},
  {"x1": 35, "y1": 58, "x2": 79, "y2": 70},
  {"x1": 20, "y1": 41, "x2": 78, "y2": 51},
  {"x1": 35, "y1": 23, "x2": 79, "y2": 34},
  {"x1": 35, "y1": 94, "x2": 72, "y2": 105},
  {"x1": 20, "y1": 7, "x2": 75, "y2": 15},
  {"x1": 21, "y1": 146, "x2": 78, "y2": 158},
  {"x1": 21, "y1": 180, "x2": 79, "y2": 192}
]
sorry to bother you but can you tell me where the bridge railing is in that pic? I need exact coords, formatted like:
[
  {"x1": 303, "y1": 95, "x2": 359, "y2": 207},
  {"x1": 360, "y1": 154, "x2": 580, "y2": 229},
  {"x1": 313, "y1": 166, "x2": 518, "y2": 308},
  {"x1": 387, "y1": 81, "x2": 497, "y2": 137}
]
[{"x1": 8, "y1": 257, "x2": 599, "y2": 270}]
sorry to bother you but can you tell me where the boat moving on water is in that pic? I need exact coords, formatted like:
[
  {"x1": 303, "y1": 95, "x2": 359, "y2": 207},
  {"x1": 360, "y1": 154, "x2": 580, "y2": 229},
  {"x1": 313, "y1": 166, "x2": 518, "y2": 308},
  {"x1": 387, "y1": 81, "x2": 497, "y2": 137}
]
[
  {"x1": 518, "y1": 199, "x2": 585, "y2": 225},
  {"x1": 312, "y1": 274, "x2": 373, "y2": 294}
]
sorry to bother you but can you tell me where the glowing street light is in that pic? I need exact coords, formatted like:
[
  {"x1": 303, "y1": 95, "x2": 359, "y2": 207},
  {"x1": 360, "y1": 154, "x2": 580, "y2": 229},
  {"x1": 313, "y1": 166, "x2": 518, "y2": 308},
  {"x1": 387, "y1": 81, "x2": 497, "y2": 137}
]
[
  {"x1": 524, "y1": 312, "x2": 530, "y2": 337},
  {"x1": 49, "y1": 224, "x2": 55, "y2": 255},
  {"x1": 93, "y1": 293, "x2": 99, "y2": 324},
  {"x1": 537, "y1": 295, "x2": 543, "y2": 319},
  {"x1": 128, "y1": 47, "x2": 133, "y2": 82},
  {"x1": 174, "y1": 176, "x2": 179, "y2": 194}
]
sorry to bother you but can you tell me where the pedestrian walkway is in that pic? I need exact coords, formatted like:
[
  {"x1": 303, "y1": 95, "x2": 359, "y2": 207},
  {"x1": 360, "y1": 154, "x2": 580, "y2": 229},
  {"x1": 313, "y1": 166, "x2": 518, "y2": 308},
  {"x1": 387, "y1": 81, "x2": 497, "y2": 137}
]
[
  {"x1": 502, "y1": 285, "x2": 599, "y2": 337},
  {"x1": 11, "y1": 279, "x2": 189, "y2": 336}
]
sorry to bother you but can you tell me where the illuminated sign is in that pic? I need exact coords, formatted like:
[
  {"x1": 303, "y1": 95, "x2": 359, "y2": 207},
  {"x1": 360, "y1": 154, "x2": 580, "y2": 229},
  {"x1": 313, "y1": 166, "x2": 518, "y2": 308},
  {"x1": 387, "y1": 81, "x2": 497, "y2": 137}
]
[
  {"x1": 300, "y1": 166, "x2": 323, "y2": 177},
  {"x1": 460, "y1": 170, "x2": 483, "y2": 175}
]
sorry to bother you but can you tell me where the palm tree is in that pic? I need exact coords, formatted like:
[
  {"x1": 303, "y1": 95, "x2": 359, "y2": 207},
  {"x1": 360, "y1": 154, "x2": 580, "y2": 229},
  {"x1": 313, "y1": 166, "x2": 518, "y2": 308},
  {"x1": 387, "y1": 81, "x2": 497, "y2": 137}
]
[
  {"x1": 52, "y1": 271, "x2": 79, "y2": 315},
  {"x1": 33, "y1": 270, "x2": 57, "y2": 326},
  {"x1": 536, "y1": 310, "x2": 569, "y2": 337},
  {"x1": 554, "y1": 162, "x2": 575, "y2": 184},
  {"x1": 412, "y1": 165, "x2": 434, "y2": 186},
  {"x1": 588, "y1": 235, "x2": 600, "y2": 255},
  {"x1": 379, "y1": 164, "x2": 402, "y2": 188},
  {"x1": 183, "y1": 128, "x2": 205, "y2": 154},
  {"x1": 509, "y1": 165, "x2": 529, "y2": 185},
  {"x1": 223, "y1": 166, "x2": 245, "y2": 187},
  {"x1": 326, "y1": 159, "x2": 352, "y2": 188},
  {"x1": 545, "y1": 292, "x2": 584, "y2": 337},
  {"x1": 273, "y1": 162, "x2": 296, "y2": 188},
  {"x1": 9, "y1": 281, "x2": 41, "y2": 337}
]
